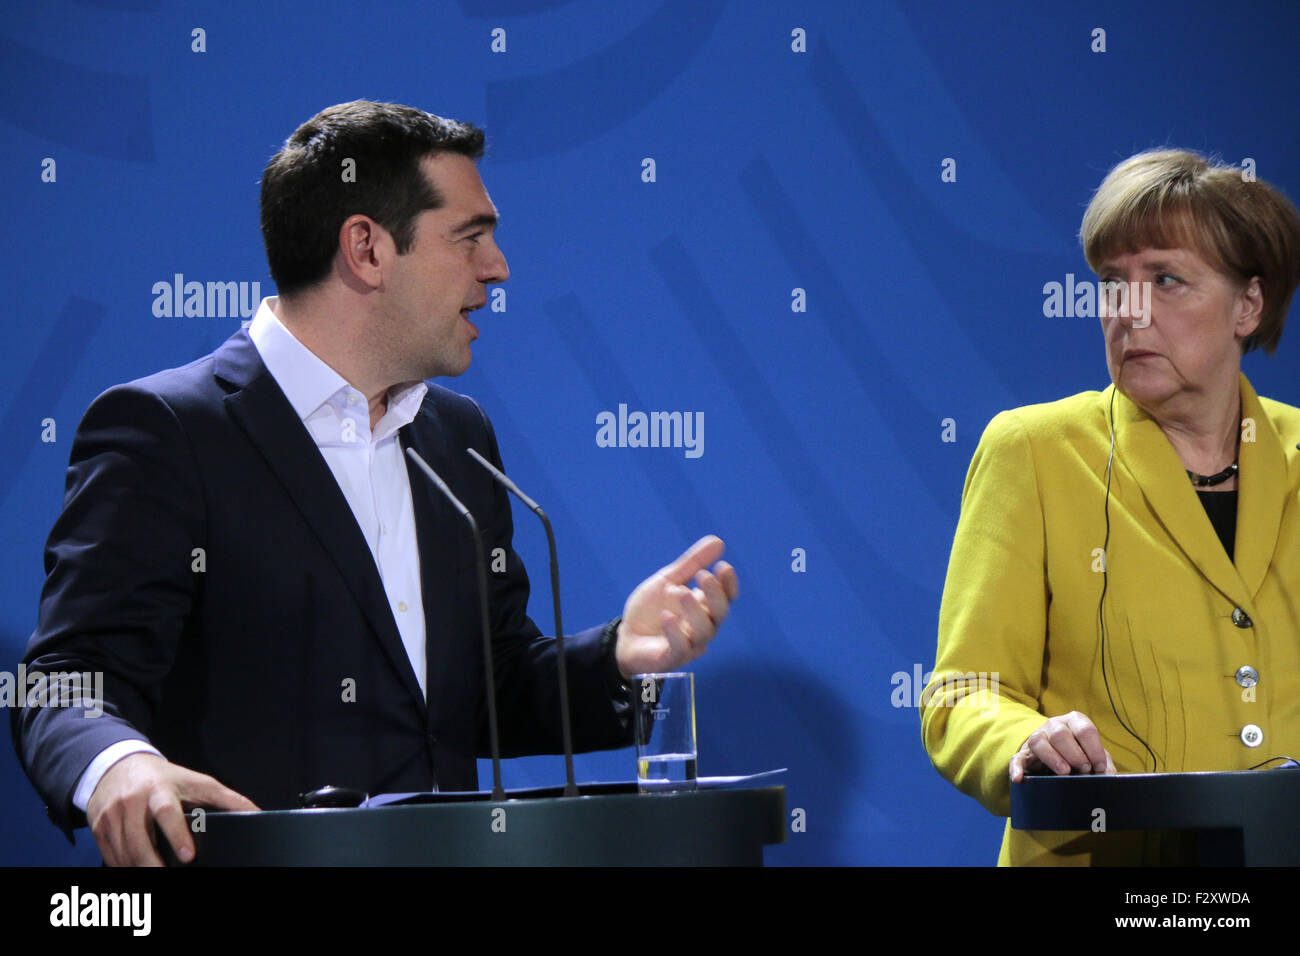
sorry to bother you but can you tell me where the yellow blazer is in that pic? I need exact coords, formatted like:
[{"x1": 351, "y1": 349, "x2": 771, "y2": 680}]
[{"x1": 921, "y1": 373, "x2": 1300, "y2": 865}]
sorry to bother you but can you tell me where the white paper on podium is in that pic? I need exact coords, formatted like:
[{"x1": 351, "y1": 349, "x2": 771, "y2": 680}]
[{"x1": 361, "y1": 769, "x2": 788, "y2": 807}]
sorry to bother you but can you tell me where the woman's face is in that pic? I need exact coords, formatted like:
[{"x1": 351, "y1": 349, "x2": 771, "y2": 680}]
[{"x1": 1096, "y1": 246, "x2": 1262, "y2": 412}]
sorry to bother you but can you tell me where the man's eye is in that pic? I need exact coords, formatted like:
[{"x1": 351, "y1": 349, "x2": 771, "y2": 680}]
[{"x1": 1155, "y1": 272, "x2": 1179, "y2": 287}]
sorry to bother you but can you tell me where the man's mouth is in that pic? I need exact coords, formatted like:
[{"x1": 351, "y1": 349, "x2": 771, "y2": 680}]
[{"x1": 461, "y1": 303, "x2": 484, "y2": 337}]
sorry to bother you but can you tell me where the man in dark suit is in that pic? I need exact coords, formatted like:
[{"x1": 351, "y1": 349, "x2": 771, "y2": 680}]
[{"x1": 10, "y1": 101, "x2": 739, "y2": 866}]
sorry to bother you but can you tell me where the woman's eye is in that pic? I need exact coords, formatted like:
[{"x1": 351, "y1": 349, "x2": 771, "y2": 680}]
[{"x1": 1155, "y1": 273, "x2": 1179, "y2": 287}]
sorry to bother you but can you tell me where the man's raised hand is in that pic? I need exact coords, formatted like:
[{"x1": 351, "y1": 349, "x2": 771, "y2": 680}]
[{"x1": 615, "y1": 535, "x2": 739, "y2": 680}]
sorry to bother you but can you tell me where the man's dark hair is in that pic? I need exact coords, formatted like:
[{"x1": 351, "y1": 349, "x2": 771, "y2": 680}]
[{"x1": 260, "y1": 100, "x2": 485, "y2": 298}]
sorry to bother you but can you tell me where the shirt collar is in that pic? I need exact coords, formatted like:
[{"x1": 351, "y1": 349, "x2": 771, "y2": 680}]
[{"x1": 247, "y1": 296, "x2": 428, "y2": 437}]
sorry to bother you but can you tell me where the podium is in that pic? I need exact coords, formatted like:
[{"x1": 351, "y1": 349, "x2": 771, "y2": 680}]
[
  {"x1": 1010, "y1": 769, "x2": 1300, "y2": 865},
  {"x1": 167, "y1": 783, "x2": 786, "y2": 866}
]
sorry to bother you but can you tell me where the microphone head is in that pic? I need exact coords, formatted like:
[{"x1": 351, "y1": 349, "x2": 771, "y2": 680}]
[{"x1": 299, "y1": 785, "x2": 366, "y2": 808}]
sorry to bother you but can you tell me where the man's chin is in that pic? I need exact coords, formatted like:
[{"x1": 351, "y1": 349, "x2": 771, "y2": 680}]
[{"x1": 425, "y1": 355, "x2": 472, "y2": 380}]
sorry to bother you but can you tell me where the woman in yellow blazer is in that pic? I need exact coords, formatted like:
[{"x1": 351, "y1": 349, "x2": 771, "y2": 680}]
[{"x1": 921, "y1": 149, "x2": 1300, "y2": 866}]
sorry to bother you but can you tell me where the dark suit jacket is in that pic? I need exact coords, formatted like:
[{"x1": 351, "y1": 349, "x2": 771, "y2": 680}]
[{"x1": 11, "y1": 328, "x2": 633, "y2": 840}]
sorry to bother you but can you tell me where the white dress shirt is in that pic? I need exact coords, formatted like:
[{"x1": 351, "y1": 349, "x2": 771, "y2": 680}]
[{"x1": 73, "y1": 296, "x2": 428, "y2": 812}]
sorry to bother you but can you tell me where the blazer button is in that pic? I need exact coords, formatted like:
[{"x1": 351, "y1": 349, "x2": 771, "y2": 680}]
[
  {"x1": 1235, "y1": 665, "x2": 1259, "y2": 688},
  {"x1": 1240, "y1": 724, "x2": 1263, "y2": 747},
  {"x1": 1231, "y1": 607, "x2": 1253, "y2": 628}
]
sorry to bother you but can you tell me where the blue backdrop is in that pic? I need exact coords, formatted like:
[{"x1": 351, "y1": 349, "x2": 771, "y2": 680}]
[{"x1": 2, "y1": 0, "x2": 1297, "y2": 866}]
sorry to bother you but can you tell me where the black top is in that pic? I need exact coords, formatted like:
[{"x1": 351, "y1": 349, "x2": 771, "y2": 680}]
[{"x1": 1197, "y1": 489, "x2": 1238, "y2": 562}]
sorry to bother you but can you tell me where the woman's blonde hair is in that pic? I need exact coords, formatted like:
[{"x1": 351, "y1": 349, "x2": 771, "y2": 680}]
[{"x1": 1080, "y1": 149, "x2": 1300, "y2": 353}]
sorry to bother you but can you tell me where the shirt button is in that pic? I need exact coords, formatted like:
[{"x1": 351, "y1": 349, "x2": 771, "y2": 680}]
[
  {"x1": 1240, "y1": 724, "x2": 1263, "y2": 747},
  {"x1": 347, "y1": 394, "x2": 359, "y2": 405},
  {"x1": 1231, "y1": 607, "x2": 1253, "y2": 628},
  {"x1": 1235, "y1": 665, "x2": 1259, "y2": 688},
  {"x1": 398, "y1": 601, "x2": 408, "y2": 613}
]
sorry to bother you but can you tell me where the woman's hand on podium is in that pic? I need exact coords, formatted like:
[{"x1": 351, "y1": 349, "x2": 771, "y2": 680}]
[
  {"x1": 1009, "y1": 711, "x2": 1117, "y2": 783},
  {"x1": 86, "y1": 752, "x2": 260, "y2": 866}
]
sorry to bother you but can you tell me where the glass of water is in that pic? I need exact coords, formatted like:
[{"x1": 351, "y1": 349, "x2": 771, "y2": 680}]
[{"x1": 633, "y1": 672, "x2": 697, "y2": 792}]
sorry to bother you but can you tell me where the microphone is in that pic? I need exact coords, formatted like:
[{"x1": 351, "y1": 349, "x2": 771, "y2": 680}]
[
  {"x1": 404, "y1": 447, "x2": 506, "y2": 801},
  {"x1": 467, "y1": 447, "x2": 580, "y2": 797}
]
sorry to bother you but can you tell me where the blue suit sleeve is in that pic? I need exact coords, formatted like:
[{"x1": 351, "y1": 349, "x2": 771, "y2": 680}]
[{"x1": 10, "y1": 384, "x2": 205, "y2": 839}]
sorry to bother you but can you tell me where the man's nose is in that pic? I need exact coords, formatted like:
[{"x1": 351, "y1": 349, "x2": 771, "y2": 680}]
[{"x1": 481, "y1": 241, "x2": 509, "y2": 284}]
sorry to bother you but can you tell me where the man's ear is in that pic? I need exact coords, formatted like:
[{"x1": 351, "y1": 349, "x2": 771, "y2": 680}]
[{"x1": 337, "y1": 214, "x2": 390, "y2": 291}]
